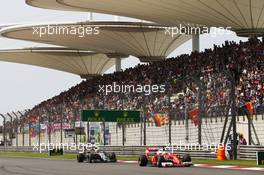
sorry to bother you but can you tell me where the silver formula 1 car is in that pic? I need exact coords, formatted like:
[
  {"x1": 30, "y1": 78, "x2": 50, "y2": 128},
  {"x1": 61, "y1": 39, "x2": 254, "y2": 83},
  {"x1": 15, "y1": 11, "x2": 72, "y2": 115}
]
[{"x1": 77, "y1": 145, "x2": 117, "y2": 163}]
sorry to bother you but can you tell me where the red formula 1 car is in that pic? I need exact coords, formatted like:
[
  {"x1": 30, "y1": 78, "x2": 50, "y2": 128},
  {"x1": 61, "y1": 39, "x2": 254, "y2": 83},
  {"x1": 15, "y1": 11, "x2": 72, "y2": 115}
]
[{"x1": 138, "y1": 147, "x2": 193, "y2": 167}]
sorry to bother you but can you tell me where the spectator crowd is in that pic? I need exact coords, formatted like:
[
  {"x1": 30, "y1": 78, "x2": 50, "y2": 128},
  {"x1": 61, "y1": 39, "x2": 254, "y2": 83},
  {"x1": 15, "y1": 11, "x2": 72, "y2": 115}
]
[{"x1": 8, "y1": 38, "x2": 264, "y2": 130}]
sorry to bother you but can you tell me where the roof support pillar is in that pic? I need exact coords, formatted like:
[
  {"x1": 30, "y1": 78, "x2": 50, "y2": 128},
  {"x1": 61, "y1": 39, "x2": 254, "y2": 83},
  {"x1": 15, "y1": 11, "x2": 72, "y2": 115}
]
[
  {"x1": 192, "y1": 33, "x2": 200, "y2": 52},
  {"x1": 115, "y1": 58, "x2": 122, "y2": 72}
]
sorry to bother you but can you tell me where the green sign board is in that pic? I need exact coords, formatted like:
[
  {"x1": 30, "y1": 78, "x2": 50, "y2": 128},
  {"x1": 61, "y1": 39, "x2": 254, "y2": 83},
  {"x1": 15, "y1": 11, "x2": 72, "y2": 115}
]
[
  {"x1": 81, "y1": 110, "x2": 140, "y2": 123},
  {"x1": 49, "y1": 148, "x2": 64, "y2": 156},
  {"x1": 257, "y1": 151, "x2": 264, "y2": 165}
]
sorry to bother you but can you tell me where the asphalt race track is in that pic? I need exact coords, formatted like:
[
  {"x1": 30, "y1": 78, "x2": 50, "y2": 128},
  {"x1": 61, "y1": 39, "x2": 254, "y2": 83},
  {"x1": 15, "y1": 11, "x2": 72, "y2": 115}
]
[{"x1": 0, "y1": 157, "x2": 263, "y2": 175}]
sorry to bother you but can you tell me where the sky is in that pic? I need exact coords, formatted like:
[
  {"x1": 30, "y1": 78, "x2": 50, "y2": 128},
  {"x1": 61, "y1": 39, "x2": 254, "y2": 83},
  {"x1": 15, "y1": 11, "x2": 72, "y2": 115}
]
[{"x1": 0, "y1": 0, "x2": 247, "y2": 120}]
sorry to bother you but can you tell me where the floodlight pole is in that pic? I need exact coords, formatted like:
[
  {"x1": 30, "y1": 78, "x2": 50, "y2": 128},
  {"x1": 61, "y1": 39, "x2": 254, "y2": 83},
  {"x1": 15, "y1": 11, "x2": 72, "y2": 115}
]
[
  {"x1": 247, "y1": 114, "x2": 252, "y2": 145},
  {"x1": 38, "y1": 112, "x2": 41, "y2": 148},
  {"x1": 121, "y1": 96, "x2": 126, "y2": 146},
  {"x1": 198, "y1": 90, "x2": 203, "y2": 145},
  {"x1": 7, "y1": 113, "x2": 13, "y2": 146},
  {"x1": 18, "y1": 111, "x2": 25, "y2": 147},
  {"x1": 101, "y1": 98, "x2": 106, "y2": 145},
  {"x1": 143, "y1": 114, "x2": 146, "y2": 146},
  {"x1": 184, "y1": 92, "x2": 189, "y2": 143},
  {"x1": 28, "y1": 115, "x2": 31, "y2": 147},
  {"x1": 231, "y1": 77, "x2": 238, "y2": 160},
  {"x1": 12, "y1": 112, "x2": 19, "y2": 149},
  {"x1": 140, "y1": 112, "x2": 143, "y2": 146},
  {"x1": 168, "y1": 84, "x2": 172, "y2": 145},
  {"x1": 224, "y1": 68, "x2": 238, "y2": 160},
  {"x1": 74, "y1": 108, "x2": 78, "y2": 146},
  {"x1": 60, "y1": 104, "x2": 63, "y2": 144},
  {"x1": 47, "y1": 111, "x2": 51, "y2": 144},
  {"x1": 0, "y1": 114, "x2": 6, "y2": 149},
  {"x1": 28, "y1": 116, "x2": 32, "y2": 146},
  {"x1": 87, "y1": 99, "x2": 91, "y2": 144},
  {"x1": 143, "y1": 93, "x2": 147, "y2": 146},
  {"x1": 193, "y1": 76, "x2": 205, "y2": 145}
]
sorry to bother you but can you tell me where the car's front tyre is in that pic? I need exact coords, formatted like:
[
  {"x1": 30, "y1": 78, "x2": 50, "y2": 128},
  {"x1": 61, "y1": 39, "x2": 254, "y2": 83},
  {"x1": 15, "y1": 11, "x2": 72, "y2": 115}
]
[
  {"x1": 109, "y1": 152, "x2": 117, "y2": 162},
  {"x1": 138, "y1": 155, "x2": 148, "y2": 167}
]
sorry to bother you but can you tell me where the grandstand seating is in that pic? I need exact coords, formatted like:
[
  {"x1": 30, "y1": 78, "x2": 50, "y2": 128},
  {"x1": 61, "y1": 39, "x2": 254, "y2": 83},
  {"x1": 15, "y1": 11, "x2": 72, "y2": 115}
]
[
  {"x1": 24, "y1": 38, "x2": 263, "y2": 121},
  {"x1": 3, "y1": 38, "x2": 263, "y2": 145}
]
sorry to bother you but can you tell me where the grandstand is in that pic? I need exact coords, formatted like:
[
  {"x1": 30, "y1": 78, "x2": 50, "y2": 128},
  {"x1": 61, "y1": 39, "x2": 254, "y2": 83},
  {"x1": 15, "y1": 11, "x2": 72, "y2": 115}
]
[
  {"x1": 0, "y1": 1, "x2": 263, "y2": 163},
  {"x1": 0, "y1": 38, "x2": 263, "y2": 147}
]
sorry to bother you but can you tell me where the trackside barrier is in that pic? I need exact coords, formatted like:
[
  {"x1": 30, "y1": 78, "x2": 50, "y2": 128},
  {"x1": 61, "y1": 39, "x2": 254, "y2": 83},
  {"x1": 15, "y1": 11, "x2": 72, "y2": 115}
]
[
  {"x1": 0, "y1": 145, "x2": 263, "y2": 160},
  {"x1": 239, "y1": 145, "x2": 264, "y2": 160}
]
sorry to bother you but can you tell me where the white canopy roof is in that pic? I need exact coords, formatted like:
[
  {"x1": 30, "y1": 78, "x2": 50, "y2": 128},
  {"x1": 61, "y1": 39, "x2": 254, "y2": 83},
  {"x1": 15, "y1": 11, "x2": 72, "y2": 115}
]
[
  {"x1": 0, "y1": 21, "x2": 191, "y2": 62},
  {"x1": 0, "y1": 48, "x2": 120, "y2": 78},
  {"x1": 26, "y1": 0, "x2": 264, "y2": 36}
]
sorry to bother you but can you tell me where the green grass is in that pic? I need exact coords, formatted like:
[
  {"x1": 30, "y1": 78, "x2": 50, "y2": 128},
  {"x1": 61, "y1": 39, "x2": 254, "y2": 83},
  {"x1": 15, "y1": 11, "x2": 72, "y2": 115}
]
[
  {"x1": 0, "y1": 152, "x2": 76, "y2": 159},
  {"x1": 193, "y1": 159, "x2": 264, "y2": 167},
  {"x1": 0, "y1": 152, "x2": 263, "y2": 167},
  {"x1": 0, "y1": 152, "x2": 138, "y2": 161}
]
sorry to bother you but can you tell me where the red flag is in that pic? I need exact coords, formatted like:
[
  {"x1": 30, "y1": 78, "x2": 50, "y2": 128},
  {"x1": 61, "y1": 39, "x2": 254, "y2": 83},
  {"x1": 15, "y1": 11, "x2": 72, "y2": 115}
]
[
  {"x1": 31, "y1": 116, "x2": 37, "y2": 123},
  {"x1": 245, "y1": 102, "x2": 254, "y2": 114},
  {"x1": 188, "y1": 108, "x2": 199, "y2": 126}
]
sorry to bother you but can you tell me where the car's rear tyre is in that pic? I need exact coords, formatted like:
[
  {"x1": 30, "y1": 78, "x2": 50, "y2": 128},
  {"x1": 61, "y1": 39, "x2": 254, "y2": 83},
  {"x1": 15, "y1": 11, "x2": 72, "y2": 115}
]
[
  {"x1": 138, "y1": 155, "x2": 148, "y2": 167},
  {"x1": 88, "y1": 153, "x2": 94, "y2": 163},
  {"x1": 157, "y1": 156, "x2": 165, "y2": 167},
  {"x1": 182, "y1": 154, "x2": 191, "y2": 162},
  {"x1": 77, "y1": 154, "x2": 85, "y2": 163}
]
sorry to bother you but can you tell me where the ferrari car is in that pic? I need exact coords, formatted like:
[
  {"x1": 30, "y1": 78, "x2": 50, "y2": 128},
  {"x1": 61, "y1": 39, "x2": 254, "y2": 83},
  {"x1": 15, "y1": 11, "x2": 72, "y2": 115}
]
[
  {"x1": 77, "y1": 146, "x2": 117, "y2": 163},
  {"x1": 138, "y1": 147, "x2": 193, "y2": 167}
]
